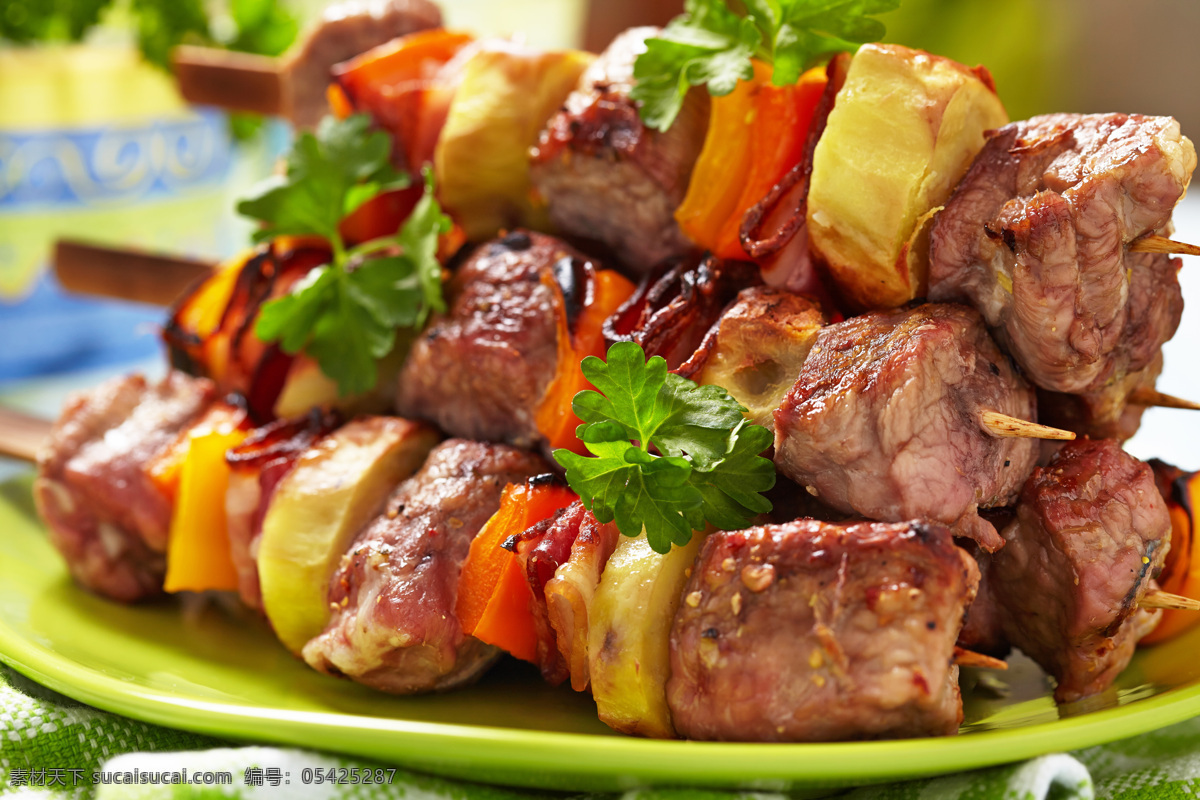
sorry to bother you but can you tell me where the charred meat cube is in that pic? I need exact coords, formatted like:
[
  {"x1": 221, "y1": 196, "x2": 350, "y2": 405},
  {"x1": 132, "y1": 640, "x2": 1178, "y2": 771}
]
[
  {"x1": 668, "y1": 520, "x2": 979, "y2": 741},
  {"x1": 773, "y1": 303, "x2": 1039, "y2": 552},
  {"x1": 989, "y1": 439, "x2": 1171, "y2": 703},
  {"x1": 530, "y1": 27, "x2": 709, "y2": 274},
  {"x1": 929, "y1": 113, "x2": 1191, "y2": 394},
  {"x1": 396, "y1": 231, "x2": 592, "y2": 448},
  {"x1": 34, "y1": 372, "x2": 215, "y2": 602},
  {"x1": 302, "y1": 439, "x2": 549, "y2": 694}
]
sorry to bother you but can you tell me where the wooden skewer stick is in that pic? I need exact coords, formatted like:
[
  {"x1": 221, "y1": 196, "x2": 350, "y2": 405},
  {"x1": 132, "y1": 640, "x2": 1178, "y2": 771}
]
[
  {"x1": 1128, "y1": 388, "x2": 1200, "y2": 411},
  {"x1": 953, "y1": 646, "x2": 1008, "y2": 670},
  {"x1": 1129, "y1": 234, "x2": 1200, "y2": 257},
  {"x1": 979, "y1": 410, "x2": 1076, "y2": 441},
  {"x1": 172, "y1": 46, "x2": 284, "y2": 117},
  {"x1": 55, "y1": 239, "x2": 215, "y2": 307},
  {"x1": 0, "y1": 406, "x2": 52, "y2": 463},
  {"x1": 1140, "y1": 590, "x2": 1200, "y2": 612}
]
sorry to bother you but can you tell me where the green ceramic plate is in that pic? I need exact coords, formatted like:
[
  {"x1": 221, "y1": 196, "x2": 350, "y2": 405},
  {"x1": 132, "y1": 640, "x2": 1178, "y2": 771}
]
[{"x1": 2, "y1": 473, "x2": 1200, "y2": 794}]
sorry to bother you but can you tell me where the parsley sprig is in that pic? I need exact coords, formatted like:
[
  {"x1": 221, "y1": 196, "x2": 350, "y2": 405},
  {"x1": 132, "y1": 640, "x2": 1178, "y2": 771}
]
[
  {"x1": 553, "y1": 342, "x2": 775, "y2": 554},
  {"x1": 631, "y1": 0, "x2": 899, "y2": 131},
  {"x1": 239, "y1": 115, "x2": 449, "y2": 396}
]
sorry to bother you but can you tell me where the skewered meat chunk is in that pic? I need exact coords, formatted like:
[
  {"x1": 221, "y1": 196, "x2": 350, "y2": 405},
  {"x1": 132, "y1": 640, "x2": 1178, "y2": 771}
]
[
  {"x1": 989, "y1": 439, "x2": 1170, "y2": 703},
  {"x1": 397, "y1": 231, "x2": 589, "y2": 448},
  {"x1": 668, "y1": 520, "x2": 979, "y2": 741},
  {"x1": 34, "y1": 372, "x2": 215, "y2": 602},
  {"x1": 530, "y1": 27, "x2": 709, "y2": 273},
  {"x1": 929, "y1": 113, "x2": 1192, "y2": 394},
  {"x1": 1037, "y1": 352, "x2": 1162, "y2": 442},
  {"x1": 773, "y1": 303, "x2": 1039, "y2": 552},
  {"x1": 282, "y1": 0, "x2": 442, "y2": 129},
  {"x1": 302, "y1": 439, "x2": 549, "y2": 694}
]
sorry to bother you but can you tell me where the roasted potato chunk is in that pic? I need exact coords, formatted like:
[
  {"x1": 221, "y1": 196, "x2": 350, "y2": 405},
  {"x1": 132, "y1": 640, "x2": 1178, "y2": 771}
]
[
  {"x1": 807, "y1": 43, "x2": 1008, "y2": 309},
  {"x1": 588, "y1": 532, "x2": 705, "y2": 738},
  {"x1": 695, "y1": 288, "x2": 825, "y2": 432}
]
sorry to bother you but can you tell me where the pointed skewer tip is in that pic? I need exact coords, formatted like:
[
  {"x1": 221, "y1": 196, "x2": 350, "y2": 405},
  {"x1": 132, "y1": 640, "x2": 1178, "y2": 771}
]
[
  {"x1": 979, "y1": 410, "x2": 1076, "y2": 441},
  {"x1": 953, "y1": 647, "x2": 1008, "y2": 670},
  {"x1": 1140, "y1": 590, "x2": 1200, "y2": 612},
  {"x1": 1128, "y1": 388, "x2": 1200, "y2": 411},
  {"x1": 1129, "y1": 234, "x2": 1200, "y2": 257}
]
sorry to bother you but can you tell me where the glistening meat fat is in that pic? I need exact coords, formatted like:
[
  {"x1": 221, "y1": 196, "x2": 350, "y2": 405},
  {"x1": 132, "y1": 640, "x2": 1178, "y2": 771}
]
[
  {"x1": 668, "y1": 520, "x2": 979, "y2": 741},
  {"x1": 773, "y1": 303, "x2": 1039, "y2": 552}
]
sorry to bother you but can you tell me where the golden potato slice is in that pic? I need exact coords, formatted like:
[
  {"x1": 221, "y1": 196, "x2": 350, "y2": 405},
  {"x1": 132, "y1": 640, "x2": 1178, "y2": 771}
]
[
  {"x1": 695, "y1": 287, "x2": 825, "y2": 432},
  {"x1": 588, "y1": 532, "x2": 705, "y2": 738},
  {"x1": 807, "y1": 43, "x2": 1008, "y2": 309},
  {"x1": 257, "y1": 416, "x2": 438, "y2": 654}
]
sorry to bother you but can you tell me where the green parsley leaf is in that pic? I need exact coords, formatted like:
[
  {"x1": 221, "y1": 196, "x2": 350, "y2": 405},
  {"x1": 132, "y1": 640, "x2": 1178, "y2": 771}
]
[
  {"x1": 247, "y1": 125, "x2": 447, "y2": 398},
  {"x1": 631, "y1": 0, "x2": 899, "y2": 131},
  {"x1": 554, "y1": 341, "x2": 775, "y2": 554},
  {"x1": 398, "y1": 169, "x2": 452, "y2": 322},
  {"x1": 237, "y1": 115, "x2": 409, "y2": 242}
]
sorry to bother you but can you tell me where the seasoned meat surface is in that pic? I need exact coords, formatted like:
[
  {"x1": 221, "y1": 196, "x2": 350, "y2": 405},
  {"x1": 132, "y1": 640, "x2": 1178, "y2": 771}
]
[
  {"x1": 397, "y1": 231, "x2": 588, "y2": 448},
  {"x1": 530, "y1": 27, "x2": 708, "y2": 273},
  {"x1": 668, "y1": 520, "x2": 979, "y2": 741},
  {"x1": 773, "y1": 303, "x2": 1039, "y2": 552},
  {"x1": 929, "y1": 113, "x2": 1192, "y2": 393},
  {"x1": 34, "y1": 372, "x2": 215, "y2": 601},
  {"x1": 281, "y1": 0, "x2": 441, "y2": 128},
  {"x1": 990, "y1": 439, "x2": 1170, "y2": 703},
  {"x1": 302, "y1": 439, "x2": 549, "y2": 694}
]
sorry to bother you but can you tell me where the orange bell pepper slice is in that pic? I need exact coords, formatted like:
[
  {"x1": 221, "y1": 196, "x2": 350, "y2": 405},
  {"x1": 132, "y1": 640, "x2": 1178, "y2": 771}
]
[
  {"x1": 457, "y1": 481, "x2": 578, "y2": 662},
  {"x1": 535, "y1": 269, "x2": 636, "y2": 454},
  {"x1": 1142, "y1": 471, "x2": 1200, "y2": 645},
  {"x1": 162, "y1": 405, "x2": 251, "y2": 593},
  {"x1": 333, "y1": 29, "x2": 474, "y2": 170},
  {"x1": 676, "y1": 63, "x2": 827, "y2": 261}
]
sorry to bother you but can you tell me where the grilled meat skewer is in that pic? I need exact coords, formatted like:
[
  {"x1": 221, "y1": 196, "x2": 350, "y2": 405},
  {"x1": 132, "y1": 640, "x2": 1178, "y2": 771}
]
[
  {"x1": 173, "y1": 0, "x2": 441, "y2": 129},
  {"x1": 304, "y1": 439, "x2": 549, "y2": 693},
  {"x1": 33, "y1": 373, "x2": 216, "y2": 602}
]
